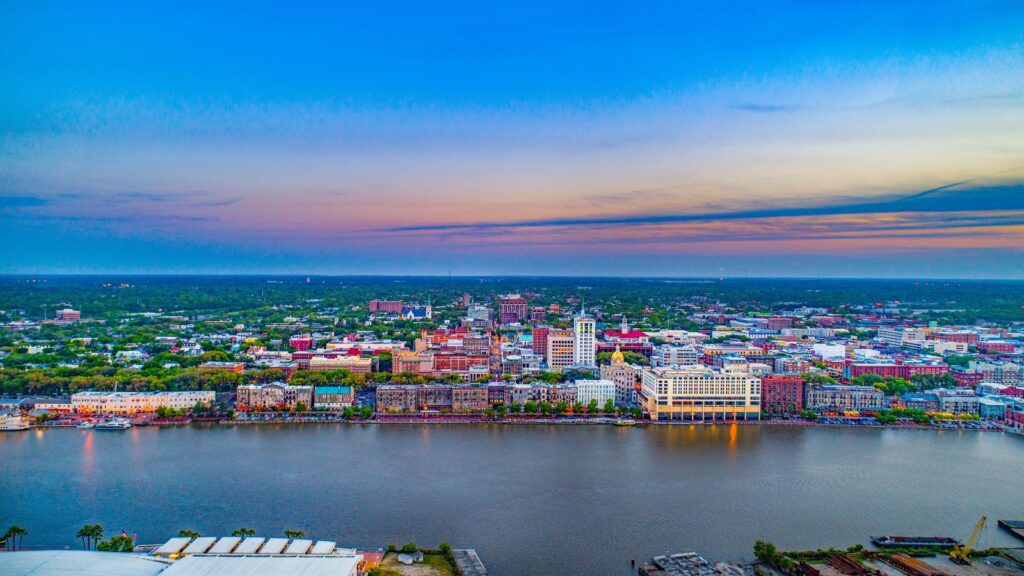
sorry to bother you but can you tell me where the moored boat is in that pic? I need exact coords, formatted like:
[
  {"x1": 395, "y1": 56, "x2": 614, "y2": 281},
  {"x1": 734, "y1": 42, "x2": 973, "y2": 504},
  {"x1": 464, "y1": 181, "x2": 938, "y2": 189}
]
[
  {"x1": 95, "y1": 418, "x2": 133, "y2": 430},
  {"x1": 0, "y1": 411, "x2": 30, "y2": 431}
]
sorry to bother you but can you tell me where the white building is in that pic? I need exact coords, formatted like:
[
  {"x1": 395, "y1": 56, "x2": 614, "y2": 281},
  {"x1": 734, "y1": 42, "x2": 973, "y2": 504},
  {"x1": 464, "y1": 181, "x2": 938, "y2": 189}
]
[
  {"x1": 572, "y1": 308, "x2": 596, "y2": 367},
  {"x1": 878, "y1": 326, "x2": 927, "y2": 348},
  {"x1": 71, "y1": 391, "x2": 216, "y2": 414},
  {"x1": 812, "y1": 343, "x2": 846, "y2": 361},
  {"x1": 575, "y1": 379, "x2": 616, "y2": 406},
  {"x1": 639, "y1": 364, "x2": 761, "y2": 421},
  {"x1": 655, "y1": 344, "x2": 699, "y2": 366}
]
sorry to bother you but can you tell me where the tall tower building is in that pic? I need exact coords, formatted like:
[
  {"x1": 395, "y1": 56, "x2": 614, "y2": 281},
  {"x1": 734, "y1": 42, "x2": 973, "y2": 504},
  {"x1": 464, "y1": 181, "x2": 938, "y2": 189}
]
[{"x1": 573, "y1": 304, "x2": 596, "y2": 367}]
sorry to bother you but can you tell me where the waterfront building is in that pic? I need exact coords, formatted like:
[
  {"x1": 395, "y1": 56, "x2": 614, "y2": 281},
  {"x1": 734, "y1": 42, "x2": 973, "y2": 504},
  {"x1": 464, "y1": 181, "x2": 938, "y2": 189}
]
[
  {"x1": 573, "y1": 308, "x2": 596, "y2": 367},
  {"x1": 16, "y1": 396, "x2": 72, "y2": 413},
  {"x1": 575, "y1": 379, "x2": 616, "y2": 406},
  {"x1": 638, "y1": 364, "x2": 761, "y2": 422},
  {"x1": 235, "y1": 382, "x2": 313, "y2": 410},
  {"x1": 451, "y1": 385, "x2": 490, "y2": 412},
  {"x1": 978, "y1": 397, "x2": 1006, "y2": 420},
  {"x1": 313, "y1": 386, "x2": 353, "y2": 409},
  {"x1": 760, "y1": 374, "x2": 804, "y2": 414},
  {"x1": 71, "y1": 391, "x2": 216, "y2": 414},
  {"x1": 900, "y1": 392, "x2": 940, "y2": 412},
  {"x1": 546, "y1": 329, "x2": 575, "y2": 372},
  {"x1": 376, "y1": 384, "x2": 419, "y2": 412},
  {"x1": 804, "y1": 385, "x2": 886, "y2": 413},
  {"x1": 935, "y1": 389, "x2": 980, "y2": 415}
]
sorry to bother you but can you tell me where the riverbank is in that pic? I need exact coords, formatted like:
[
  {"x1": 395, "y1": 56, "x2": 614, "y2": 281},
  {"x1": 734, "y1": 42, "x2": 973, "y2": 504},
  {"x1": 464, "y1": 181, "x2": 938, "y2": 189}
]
[{"x1": 16, "y1": 413, "x2": 1016, "y2": 434}]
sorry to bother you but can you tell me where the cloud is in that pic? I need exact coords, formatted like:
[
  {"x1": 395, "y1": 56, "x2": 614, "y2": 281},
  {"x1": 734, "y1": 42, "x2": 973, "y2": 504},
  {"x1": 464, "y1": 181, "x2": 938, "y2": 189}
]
[
  {"x1": 188, "y1": 197, "x2": 242, "y2": 208},
  {"x1": 383, "y1": 181, "x2": 1024, "y2": 233},
  {"x1": 730, "y1": 103, "x2": 807, "y2": 113},
  {"x1": 0, "y1": 196, "x2": 48, "y2": 208}
]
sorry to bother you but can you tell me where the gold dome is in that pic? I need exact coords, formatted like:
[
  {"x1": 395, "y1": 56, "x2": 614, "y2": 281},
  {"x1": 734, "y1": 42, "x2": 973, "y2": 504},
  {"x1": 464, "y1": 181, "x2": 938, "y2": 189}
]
[{"x1": 611, "y1": 344, "x2": 625, "y2": 364}]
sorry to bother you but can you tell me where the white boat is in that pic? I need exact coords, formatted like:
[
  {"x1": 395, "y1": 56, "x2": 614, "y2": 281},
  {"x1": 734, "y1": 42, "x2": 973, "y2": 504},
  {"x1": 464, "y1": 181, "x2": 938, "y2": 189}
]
[
  {"x1": 95, "y1": 418, "x2": 132, "y2": 430},
  {"x1": 77, "y1": 420, "x2": 96, "y2": 429},
  {"x1": 1, "y1": 412, "x2": 30, "y2": 431}
]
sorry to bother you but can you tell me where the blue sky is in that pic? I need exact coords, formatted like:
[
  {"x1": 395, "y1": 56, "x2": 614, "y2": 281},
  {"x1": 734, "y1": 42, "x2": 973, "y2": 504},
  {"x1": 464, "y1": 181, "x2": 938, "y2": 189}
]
[{"x1": 2, "y1": 1, "x2": 1023, "y2": 277}]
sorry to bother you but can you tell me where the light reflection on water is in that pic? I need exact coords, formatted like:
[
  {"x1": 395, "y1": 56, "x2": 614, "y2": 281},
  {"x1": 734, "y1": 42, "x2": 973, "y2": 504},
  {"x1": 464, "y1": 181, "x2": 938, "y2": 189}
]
[{"x1": 1, "y1": 424, "x2": 1021, "y2": 576}]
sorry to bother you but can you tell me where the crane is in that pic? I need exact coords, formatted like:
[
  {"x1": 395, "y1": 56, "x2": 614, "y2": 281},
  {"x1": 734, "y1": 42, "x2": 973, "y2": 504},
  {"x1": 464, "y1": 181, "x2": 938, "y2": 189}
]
[{"x1": 949, "y1": 516, "x2": 986, "y2": 565}]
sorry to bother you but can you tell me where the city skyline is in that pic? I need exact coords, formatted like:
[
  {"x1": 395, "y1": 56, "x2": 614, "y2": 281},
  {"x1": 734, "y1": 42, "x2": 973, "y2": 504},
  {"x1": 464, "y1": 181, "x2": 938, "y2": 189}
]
[{"x1": 2, "y1": 1, "x2": 1024, "y2": 277}]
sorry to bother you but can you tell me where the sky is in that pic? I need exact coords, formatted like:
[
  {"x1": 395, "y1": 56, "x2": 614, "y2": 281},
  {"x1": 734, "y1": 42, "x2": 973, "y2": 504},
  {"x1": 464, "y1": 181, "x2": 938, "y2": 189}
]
[{"x1": 2, "y1": 1, "x2": 1023, "y2": 278}]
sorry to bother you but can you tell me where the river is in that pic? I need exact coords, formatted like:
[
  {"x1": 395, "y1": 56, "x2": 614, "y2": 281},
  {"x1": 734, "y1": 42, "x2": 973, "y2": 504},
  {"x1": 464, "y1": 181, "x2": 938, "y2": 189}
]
[{"x1": 2, "y1": 424, "x2": 1022, "y2": 575}]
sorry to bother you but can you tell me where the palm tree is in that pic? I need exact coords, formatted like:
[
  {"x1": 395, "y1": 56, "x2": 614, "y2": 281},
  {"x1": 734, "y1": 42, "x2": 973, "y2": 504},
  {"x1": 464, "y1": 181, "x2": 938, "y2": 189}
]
[
  {"x1": 178, "y1": 529, "x2": 201, "y2": 538},
  {"x1": 231, "y1": 527, "x2": 256, "y2": 537},
  {"x1": 77, "y1": 524, "x2": 104, "y2": 550},
  {"x1": 283, "y1": 529, "x2": 305, "y2": 539},
  {"x1": 5, "y1": 526, "x2": 27, "y2": 551}
]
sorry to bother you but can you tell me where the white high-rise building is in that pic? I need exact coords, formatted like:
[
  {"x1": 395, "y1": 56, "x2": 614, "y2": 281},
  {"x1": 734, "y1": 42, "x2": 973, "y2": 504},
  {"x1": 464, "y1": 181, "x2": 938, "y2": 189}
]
[{"x1": 573, "y1": 306, "x2": 596, "y2": 367}]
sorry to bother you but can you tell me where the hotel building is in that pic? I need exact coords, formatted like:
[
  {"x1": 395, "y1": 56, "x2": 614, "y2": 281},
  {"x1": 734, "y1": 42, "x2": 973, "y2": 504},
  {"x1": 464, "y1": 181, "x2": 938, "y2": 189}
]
[{"x1": 639, "y1": 365, "x2": 761, "y2": 421}]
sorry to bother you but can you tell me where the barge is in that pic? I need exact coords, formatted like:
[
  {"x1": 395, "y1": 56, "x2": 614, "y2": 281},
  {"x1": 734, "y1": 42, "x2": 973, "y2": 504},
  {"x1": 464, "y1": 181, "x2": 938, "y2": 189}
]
[{"x1": 870, "y1": 536, "x2": 959, "y2": 549}]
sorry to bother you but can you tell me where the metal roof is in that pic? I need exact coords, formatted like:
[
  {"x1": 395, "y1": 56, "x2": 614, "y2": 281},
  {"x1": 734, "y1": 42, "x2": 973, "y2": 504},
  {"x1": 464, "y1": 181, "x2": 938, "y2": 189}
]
[
  {"x1": 206, "y1": 537, "x2": 240, "y2": 554},
  {"x1": 257, "y1": 538, "x2": 288, "y2": 555},
  {"x1": 284, "y1": 539, "x2": 312, "y2": 554},
  {"x1": 232, "y1": 537, "x2": 265, "y2": 555},
  {"x1": 309, "y1": 541, "x2": 336, "y2": 555},
  {"x1": 159, "y1": 555, "x2": 359, "y2": 576},
  {"x1": 0, "y1": 550, "x2": 168, "y2": 576},
  {"x1": 154, "y1": 537, "x2": 193, "y2": 557},
  {"x1": 182, "y1": 537, "x2": 217, "y2": 555}
]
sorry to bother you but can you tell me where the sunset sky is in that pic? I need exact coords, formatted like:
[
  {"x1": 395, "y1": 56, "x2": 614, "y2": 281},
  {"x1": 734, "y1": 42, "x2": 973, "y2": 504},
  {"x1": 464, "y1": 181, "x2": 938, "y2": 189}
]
[{"x1": 2, "y1": 1, "x2": 1023, "y2": 277}]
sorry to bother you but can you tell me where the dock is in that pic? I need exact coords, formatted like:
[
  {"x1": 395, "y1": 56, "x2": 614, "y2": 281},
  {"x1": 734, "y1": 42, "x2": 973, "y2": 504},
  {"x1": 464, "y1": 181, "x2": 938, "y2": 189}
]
[
  {"x1": 451, "y1": 548, "x2": 487, "y2": 576},
  {"x1": 998, "y1": 520, "x2": 1024, "y2": 543}
]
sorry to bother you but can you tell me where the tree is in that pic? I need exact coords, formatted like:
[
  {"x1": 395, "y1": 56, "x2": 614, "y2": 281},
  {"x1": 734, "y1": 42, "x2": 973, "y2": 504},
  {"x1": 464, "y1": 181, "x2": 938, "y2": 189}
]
[
  {"x1": 524, "y1": 400, "x2": 537, "y2": 414},
  {"x1": 587, "y1": 399, "x2": 599, "y2": 414},
  {"x1": 402, "y1": 542, "x2": 417, "y2": 553},
  {"x1": 97, "y1": 534, "x2": 135, "y2": 552},
  {"x1": 798, "y1": 409, "x2": 819, "y2": 421},
  {"x1": 178, "y1": 529, "x2": 201, "y2": 538},
  {"x1": 78, "y1": 523, "x2": 104, "y2": 550},
  {"x1": 284, "y1": 529, "x2": 305, "y2": 539},
  {"x1": 603, "y1": 399, "x2": 616, "y2": 414},
  {"x1": 554, "y1": 401, "x2": 569, "y2": 415},
  {"x1": 294, "y1": 401, "x2": 308, "y2": 413},
  {"x1": 232, "y1": 527, "x2": 256, "y2": 537},
  {"x1": 4, "y1": 525, "x2": 27, "y2": 551},
  {"x1": 508, "y1": 401, "x2": 521, "y2": 414}
]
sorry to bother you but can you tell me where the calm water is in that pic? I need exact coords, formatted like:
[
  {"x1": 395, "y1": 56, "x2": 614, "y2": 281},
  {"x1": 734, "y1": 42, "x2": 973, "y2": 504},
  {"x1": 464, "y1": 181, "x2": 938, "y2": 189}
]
[{"x1": 2, "y1": 424, "x2": 1022, "y2": 575}]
